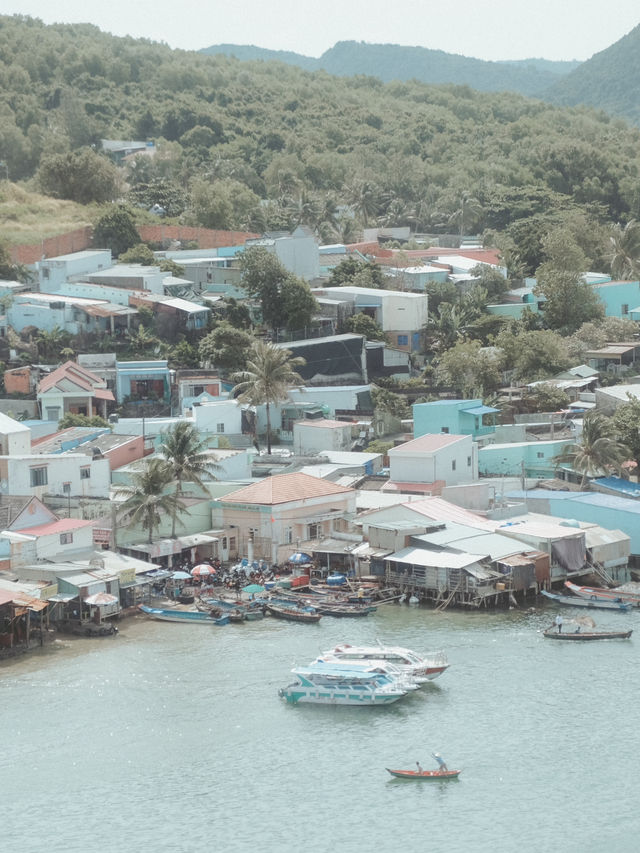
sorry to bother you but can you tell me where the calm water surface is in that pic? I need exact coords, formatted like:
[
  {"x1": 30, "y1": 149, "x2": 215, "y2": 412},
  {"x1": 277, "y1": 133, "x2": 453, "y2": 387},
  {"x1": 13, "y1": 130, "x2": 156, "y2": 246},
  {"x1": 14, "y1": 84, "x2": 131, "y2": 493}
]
[{"x1": 2, "y1": 604, "x2": 639, "y2": 853}]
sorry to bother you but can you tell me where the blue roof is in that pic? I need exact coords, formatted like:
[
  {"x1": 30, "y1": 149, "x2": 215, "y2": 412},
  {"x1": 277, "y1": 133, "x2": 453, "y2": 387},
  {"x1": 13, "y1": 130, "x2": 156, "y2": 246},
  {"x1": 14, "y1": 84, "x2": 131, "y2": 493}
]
[
  {"x1": 593, "y1": 477, "x2": 640, "y2": 498},
  {"x1": 462, "y1": 405, "x2": 499, "y2": 416},
  {"x1": 507, "y1": 489, "x2": 640, "y2": 514}
]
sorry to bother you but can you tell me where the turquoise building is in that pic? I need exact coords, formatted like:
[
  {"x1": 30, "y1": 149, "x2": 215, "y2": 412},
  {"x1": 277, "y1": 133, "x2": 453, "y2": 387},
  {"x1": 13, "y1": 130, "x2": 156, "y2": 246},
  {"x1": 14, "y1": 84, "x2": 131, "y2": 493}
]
[
  {"x1": 413, "y1": 399, "x2": 498, "y2": 440},
  {"x1": 591, "y1": 280, "x2": 640, "y2": 318},
  {"x1": 477, "y1": 439, "x2": 572, "y2": 478}
]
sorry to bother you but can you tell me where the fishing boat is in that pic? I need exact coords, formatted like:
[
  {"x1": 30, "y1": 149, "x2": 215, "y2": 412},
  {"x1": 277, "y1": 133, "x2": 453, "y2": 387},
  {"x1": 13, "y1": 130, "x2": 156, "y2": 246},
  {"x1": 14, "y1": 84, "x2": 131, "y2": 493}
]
[
  {"x1": 541, "y1": 589, "x2": 633, "y2": 612},
  {"x1": 278, "y1": 662, "x2": 409, "y2": 705},
  {"x1": 543, "y1": 628, "x2": 632, "y2": 641},
  {"x1": 313, "y1": 602, "x2": 376, "y2": 617},
  {"x1": 386, "y1": 768, "x2": 461, "y2": 780},
  {"x1": 137, "y1": 604, "x2": 230, "y2": 625},
  {"x1": 564, "y1": 581, "x2": 640, "y2": 607},
  {"x1": 321, "y1": 643, "x2": 449, "y2": 682},
  {"x1": 265, "y1": 602, "x2": 321, "y2": 623}
]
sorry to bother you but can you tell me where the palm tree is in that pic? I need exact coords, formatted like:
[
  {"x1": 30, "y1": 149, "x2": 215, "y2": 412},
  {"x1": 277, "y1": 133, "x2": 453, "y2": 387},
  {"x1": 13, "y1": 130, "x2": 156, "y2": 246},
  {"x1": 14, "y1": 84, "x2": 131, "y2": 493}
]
[
  {"x1": 114, "y1": 457, "x2": 182, "y2": 544},
  {"x1": 552, "y1": 412, "x2": 631, "y2": 489},
  {"x1": 159, "y1": 422, "x2": 219, "y2": 538},
  {"x1": 609, "y1": 219, "x2": 640, "y2": 280},
  {"x1": 448, "y1": 192, "x2": 483, "y2": 239},
  {"x1": 231, "y1": 340, "x2": 305, "y2": 455}
]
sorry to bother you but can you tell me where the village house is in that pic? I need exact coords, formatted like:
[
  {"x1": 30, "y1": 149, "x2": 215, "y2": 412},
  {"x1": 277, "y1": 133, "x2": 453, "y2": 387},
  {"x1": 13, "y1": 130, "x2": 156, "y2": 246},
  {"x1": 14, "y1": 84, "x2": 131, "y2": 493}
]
[
  {"x1": 212, "y1": 472, "x2": 356, "y2": 564},
  {"x1": 292, "y1": 419, "x2": 355, "y2": 456},
  {"x1": 413, "y1": 398, "x2": 498, "y2": 441},
  {"x1": 387, "y1": 433, "x2": 478, "y2": 494},
  {"x1": 37, "y1": 361, "x2": 115, "y2": 421}
]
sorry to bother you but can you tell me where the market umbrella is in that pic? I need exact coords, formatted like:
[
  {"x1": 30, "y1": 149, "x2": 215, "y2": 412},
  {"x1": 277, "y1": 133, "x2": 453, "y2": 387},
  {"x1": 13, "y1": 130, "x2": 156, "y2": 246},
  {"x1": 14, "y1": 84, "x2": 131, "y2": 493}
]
[
  {"x1": 84, "y1": 592, "x2": 119, "y2": 606},
  {"x1": 191, "y1": 564, "x2": 215, "y2": 577},
  {"x1": 288, "y1": 552, "x2": 312, "y2": 564},
  {"x1": 172, "y1": 570, "x2": 192, "y2": 580}
]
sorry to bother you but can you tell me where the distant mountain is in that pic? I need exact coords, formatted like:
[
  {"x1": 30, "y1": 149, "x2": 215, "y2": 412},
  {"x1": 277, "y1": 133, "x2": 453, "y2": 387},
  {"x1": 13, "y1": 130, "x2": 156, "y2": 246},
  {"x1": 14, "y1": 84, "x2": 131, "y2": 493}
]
[
  {"x1": 547, "y1": 23, "x2": 640, "y2": 124},
  {"x1": 200, "y1": 40, "x2": 578, "y2": 97}
]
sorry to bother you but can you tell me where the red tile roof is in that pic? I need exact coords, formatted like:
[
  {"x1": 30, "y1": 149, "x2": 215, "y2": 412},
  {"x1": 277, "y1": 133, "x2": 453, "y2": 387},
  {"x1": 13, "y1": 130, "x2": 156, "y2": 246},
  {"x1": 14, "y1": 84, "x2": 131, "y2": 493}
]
[
  {"x1": 19, "y1": 518, "x2": 94, "y2": 536},
  {"x1": 38, "y1": 360, "x2": 113, "y2": 396},
  {"x1": 222, "y1": 472, "x2": 353, "y2": 506}
]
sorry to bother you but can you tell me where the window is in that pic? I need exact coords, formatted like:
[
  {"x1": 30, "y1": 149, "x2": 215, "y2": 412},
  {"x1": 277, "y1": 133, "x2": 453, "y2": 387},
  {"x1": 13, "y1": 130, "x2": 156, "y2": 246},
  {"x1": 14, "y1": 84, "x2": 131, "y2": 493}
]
[
  {"x1": 441, "y1": 427, "x2": 449, "y2": 434},
  {"x1": 60, "y1": 532, "x2": 73, "y2": 545},
  {"x1": 80, "y1": 467, "x2": 90, "y2": 480},
  {"x1": 537, "y1": 452, "x2": 544, "y2": 459},
  {"x1": 451, "y1": 460, "x2": 456, "y2": 471},
  {"x1": 397, "y1": 335, "x2": 408, "y2": 346},
  {"x1": 308, "y1": 522, "x2": 321, "y2": 539},
  {"x1": 30, "y1": 467, "x2": 48, "y2": 487},
  {"x1": 229, "y1": 536, "x2": 236, "y2": 551},
  {"x1": 622, "y1": 304, "x2": 629, "y2": 315},
  {"x1": 42, "y1": 267, "x2": 49, "y2": 279},
  {"x1": 467, "y1": 456, "x2": 472, "y2": 466},
  {"x1": 222, "y1": 537, "x2": 227, "y2": 549},
  {"x1": 285, "y1": 527, "x2": 293, "y2": 544},
  {"x1": 216, "y1": 423, "x2": 225, "y2": 433},
  {"x1": 62, "y1": 482, "x2": 71, "y2": 494},
  {"x1": 46, "y1": 407, "x2": 61, "y2": 421}
]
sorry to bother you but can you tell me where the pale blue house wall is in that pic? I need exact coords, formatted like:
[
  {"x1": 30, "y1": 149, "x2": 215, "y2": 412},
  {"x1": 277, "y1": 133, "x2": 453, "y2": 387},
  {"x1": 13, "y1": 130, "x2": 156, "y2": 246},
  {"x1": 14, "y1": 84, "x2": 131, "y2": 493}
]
[
  {"x1": 413, "y1": 399, "x2": 496, "y2": 439},
  {"x1": 478, "y1": 439, "x2": 572, "y2": 478},
  {"x1": 591, "y1": 280, "x2": 640, "y2": 318},
  {"x1": 487, "y1": 303, "x2": 538, "y2": 317}
]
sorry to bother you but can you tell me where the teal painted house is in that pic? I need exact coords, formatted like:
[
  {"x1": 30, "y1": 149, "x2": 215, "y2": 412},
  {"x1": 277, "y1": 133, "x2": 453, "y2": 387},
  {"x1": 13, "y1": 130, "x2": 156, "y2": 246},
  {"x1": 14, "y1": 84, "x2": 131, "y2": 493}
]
[
  {"x1": 413, "y1": 399, "x2": 498, "y2": 440},
  {"x1": 591, "y1": 279, "x2": 640, "y2": 318},
  {"x1": 478, "y1": 439, "x2": 572, "y2": 478}
]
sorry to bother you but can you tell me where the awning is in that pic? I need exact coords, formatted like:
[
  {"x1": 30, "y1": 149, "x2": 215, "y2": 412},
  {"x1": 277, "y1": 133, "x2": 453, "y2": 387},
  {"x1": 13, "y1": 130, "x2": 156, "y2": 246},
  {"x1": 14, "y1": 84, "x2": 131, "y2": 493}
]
[
  {"x1": 84, "y1": 592, "x2": 119, "y2": 606},
  {"x1": 48, "y1": 593, "x2": 77, "y2": 603},
  {"x1": 177, "y1": 533, "x2": 219, "y2": 549},
  {"x1": 462, "y1": 405, "x2": 499, "y2": 416},
  {"x1": 12, "y1": 594, "x2": 49, "y2": 611}
]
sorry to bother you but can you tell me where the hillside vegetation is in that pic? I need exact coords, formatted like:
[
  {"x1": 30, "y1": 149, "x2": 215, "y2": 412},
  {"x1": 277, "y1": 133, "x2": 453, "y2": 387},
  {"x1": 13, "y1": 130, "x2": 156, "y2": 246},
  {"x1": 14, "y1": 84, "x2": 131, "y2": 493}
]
[
  {"x1": 201, "y1": 40, "x2": 578, "y2": 96},
  {"x1": 1, "y1": 14, "x2": 640, "y2": 252},
  {"x1": 548, "y1": 23, "x2": 640, "y2": 124}
]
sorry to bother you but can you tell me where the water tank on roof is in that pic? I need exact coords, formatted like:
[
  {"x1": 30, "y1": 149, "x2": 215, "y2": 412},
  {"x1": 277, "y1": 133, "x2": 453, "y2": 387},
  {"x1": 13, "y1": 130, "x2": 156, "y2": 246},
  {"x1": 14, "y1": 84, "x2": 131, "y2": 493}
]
[{"x1": 559, "y1": 519, "x2": 580, "y2": 528}]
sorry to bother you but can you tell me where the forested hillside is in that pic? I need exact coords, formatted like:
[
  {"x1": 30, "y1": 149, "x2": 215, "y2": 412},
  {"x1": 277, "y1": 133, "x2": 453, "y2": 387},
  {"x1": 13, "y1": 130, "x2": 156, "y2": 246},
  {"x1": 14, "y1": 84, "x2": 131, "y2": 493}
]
[
  {"x1": 1, "y1": 13, "x2": 640, "y2": 265},
  {"x1": 548, "y1": 23, "x2": 640, "y2": 124},
  {"x1": 201, "y1": 40, "x2": 577, "y2": 96}
]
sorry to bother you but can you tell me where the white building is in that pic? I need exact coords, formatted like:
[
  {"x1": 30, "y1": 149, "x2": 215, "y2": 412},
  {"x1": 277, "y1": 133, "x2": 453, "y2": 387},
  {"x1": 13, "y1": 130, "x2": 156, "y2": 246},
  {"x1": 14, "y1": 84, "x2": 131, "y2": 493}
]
[
  {"x1": 38, "y1": 250, "x2": 112, "y2": 292},
  {"x1": 246, "y1": 227, "x2": 320, "y2": 281},
  {"x1": 293, "y1": 419, "x2": 354, "y2": 455},
  {"x1": 0, "y1": 412, "x2": 31, "y2": 456},
  {"x1": 0, "y1": 453, "x2": 111, "y2": 500},
  {"x1": 388, "y1": 434, "x2": 478, "y2": 488},
  {"x1": 311, "y1": 285, "x2": 428, "y2": 351}
]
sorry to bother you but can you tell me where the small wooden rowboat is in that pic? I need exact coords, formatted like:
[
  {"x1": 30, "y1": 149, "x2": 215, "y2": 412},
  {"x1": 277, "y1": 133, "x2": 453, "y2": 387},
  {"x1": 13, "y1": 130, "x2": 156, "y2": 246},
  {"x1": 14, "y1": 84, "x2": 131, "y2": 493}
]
[
  {"x1": 386, "y1": 768, "x2": 461, "y2": 780},
  {"x1": 543, "y1": 628, "x2": 632, "y2": 641}
]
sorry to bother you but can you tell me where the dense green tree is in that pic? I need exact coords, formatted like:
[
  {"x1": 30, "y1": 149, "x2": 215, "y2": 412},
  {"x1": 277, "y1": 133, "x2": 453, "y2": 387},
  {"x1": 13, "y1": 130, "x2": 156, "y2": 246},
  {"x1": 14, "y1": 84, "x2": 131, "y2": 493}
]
[
  {"x1": 495, "y1": 328, "x2": 571, "y2": 382},
  {"x1": 534, "y1": 230, "x2": 604, "y2": 334},
  {"x1": 343, "y1": 313, "x2": 388, "y2": 342},
  {"x1": 231, "y1": 341, "x2": 305, "y2": 454},
  {"x1": 469, "y1": 264, "x2": 509, "y2": 302},
  {"x1": 371, "y1": 386, "x2": 410, "y2": 419},
  {"x1": 552, "y1": 412, "x2": 631, "y2": 488},
  {"x1": 119, "y1": 243, "x2": 155, "y2": 265},
  {"x1": 37, "y1": 148, "x2": 120, "y2": 204},
  {"x1": 198, "y1": 322, "x2": 254, "y2": 372},
  {"x1": 436, "y1": 340, "x2": 503, "y2": 397},
  {"x1": 279, "y1": 274, "x2": 317, "y2": 332},
  {"x1": 612, "y1": 396, "x2": 640, "y2": 472},
  {"x1": 523, "y1": 383, "x2": 571, "y2": 414},
  {"x1": 58, "y1": 413, "x2": 110, "y2": 429},
  {"x1": 93, "y1": 206, "x2": 140, "y2": 257},
  {"x1": 609, "y1": 219, "x2": 640, "y2": 280},
  {"x1": 36, "y1": 326, "x2": 72, "y2": 361},
  {"x1": 158, "y1": 421, "x2": 219, "y2": 537},
  {"x1": 328, "y1": 258, "x2": 387, "y2": 288}
]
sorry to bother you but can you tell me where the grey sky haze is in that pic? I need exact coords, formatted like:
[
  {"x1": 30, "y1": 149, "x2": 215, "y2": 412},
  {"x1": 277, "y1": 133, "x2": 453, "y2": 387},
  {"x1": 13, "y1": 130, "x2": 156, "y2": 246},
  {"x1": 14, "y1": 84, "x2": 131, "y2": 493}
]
[{"x1": 1, "y1": 0, "x2": 638, "y2": 62}]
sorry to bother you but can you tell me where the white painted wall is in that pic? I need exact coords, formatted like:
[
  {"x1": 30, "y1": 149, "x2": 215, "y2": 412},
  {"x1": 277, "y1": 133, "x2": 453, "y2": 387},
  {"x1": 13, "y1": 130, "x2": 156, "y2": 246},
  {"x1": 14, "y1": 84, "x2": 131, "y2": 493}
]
[
  {"x1": 0, "y1": 413, "x2": 31, "y2": 455},
  {"x1": 293, "y1": 422, "x2": 352, "y2": 455},
  {"x1": 0, "y1": 454, "x2": 111, "y2": 499},
  {"x1": 389, "y1": 436, "x2": 477, "y2": 486}
]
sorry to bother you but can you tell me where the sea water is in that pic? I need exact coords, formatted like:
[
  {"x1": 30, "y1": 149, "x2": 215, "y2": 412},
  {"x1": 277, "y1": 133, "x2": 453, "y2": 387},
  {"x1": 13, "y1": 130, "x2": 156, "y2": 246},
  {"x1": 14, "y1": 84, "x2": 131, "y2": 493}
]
[{"x1": 2, "y1": 604, "x2": 638, "y2": 853}]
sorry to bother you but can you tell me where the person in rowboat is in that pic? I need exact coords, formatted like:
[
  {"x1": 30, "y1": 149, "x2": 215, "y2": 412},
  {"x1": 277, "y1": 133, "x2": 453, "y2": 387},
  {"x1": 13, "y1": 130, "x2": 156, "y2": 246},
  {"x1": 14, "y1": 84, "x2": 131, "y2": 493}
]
[
  {"x1": 416, "y1": 762, "x2": 424, "y2": 774},
  {"x1": 433, "y1": 753, "x2": 448, "y2": 773},
  {"x1": 554, "y1": 614, "x2": 563, "y2": 633}
]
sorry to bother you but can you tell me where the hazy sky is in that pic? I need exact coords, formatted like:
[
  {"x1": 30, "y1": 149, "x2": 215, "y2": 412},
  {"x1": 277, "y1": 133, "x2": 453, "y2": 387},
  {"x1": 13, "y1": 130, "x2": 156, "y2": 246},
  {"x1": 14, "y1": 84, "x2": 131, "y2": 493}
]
[{"x1": 1, "y1": 0, "x2": 639, "y2": 62}]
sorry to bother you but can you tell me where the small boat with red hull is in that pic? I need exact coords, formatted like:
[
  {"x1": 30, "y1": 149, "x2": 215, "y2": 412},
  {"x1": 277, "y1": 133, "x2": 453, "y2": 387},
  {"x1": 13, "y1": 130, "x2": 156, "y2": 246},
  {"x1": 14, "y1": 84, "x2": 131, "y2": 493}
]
[{"x1": 386, "y1": 768, "x2": 461, "y2": 780}]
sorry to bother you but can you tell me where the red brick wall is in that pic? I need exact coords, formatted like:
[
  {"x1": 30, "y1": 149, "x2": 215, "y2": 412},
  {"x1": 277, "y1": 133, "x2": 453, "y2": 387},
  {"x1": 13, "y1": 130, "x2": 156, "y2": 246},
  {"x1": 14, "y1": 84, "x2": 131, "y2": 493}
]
[
  {"x1": 4, "y1": 367, "x2": 31, "y2": 395},
  {"x1": 137, "y1": 224, "x2": 259, "y2": 249},
  {"x1": 9, "y1": 224, "x2": 258, "y2": 265}
]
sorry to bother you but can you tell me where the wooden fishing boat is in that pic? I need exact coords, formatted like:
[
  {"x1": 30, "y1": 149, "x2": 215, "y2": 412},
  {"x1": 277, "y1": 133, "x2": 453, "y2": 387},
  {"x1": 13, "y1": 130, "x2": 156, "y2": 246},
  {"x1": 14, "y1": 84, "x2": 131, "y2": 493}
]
[
  {"x1": 386, "y1": 768, "x2": 461, "y2": 780},
  {"x1": 138, "y1": 604, "x2": 230, "y2": 625},
  {"x1": 265, "y1": 602, "x2": 321, "y2": 623},
  {"x1": 314, "y1": 602, "x2": 376, "y2": 617},
  {"x1": 543, "y1": 628, "x2": 632, "y2": 641},
  {"x1": 564, "y1": 581, "x2": 640, "y2": 607},
  {"x1": 541, "y1": 590, "x2": 633, "y2": 612}
]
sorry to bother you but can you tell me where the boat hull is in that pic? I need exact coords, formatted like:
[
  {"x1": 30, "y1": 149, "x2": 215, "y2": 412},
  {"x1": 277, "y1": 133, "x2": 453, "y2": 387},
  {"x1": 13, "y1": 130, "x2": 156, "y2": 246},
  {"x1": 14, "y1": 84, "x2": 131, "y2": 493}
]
[
  {"x1": 541, "y1": 590, "x2": 632, "y2": 611},
  {"x1": 543, "y1": 629, "x2": 632, "y2": 641},
  {"x1": 386, "y1": 768, "x2": 461, "y2": 779},
  {"x1": 564, "y1": 581, "x2": 640, "y2": 606},
  {"x1": 138, "y1": 604, "x2": 229, "y2": 625},
  {"x1": 279, "y1": 686, "x2": 405, "y2": 705},
  {"x1": 265, "y1": 604, "x2": 321, "y2": 623}
]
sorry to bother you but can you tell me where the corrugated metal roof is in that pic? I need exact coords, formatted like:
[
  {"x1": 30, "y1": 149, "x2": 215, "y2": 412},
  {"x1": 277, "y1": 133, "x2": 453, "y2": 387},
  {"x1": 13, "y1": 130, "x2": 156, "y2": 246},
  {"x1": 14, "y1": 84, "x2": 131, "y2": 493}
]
[
  {"x1": 387, "y1": 547, "x2": 486, "y2": 569},
  {"x1": 222, "y1": 472, "x2": 353, "y2": 505}
]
